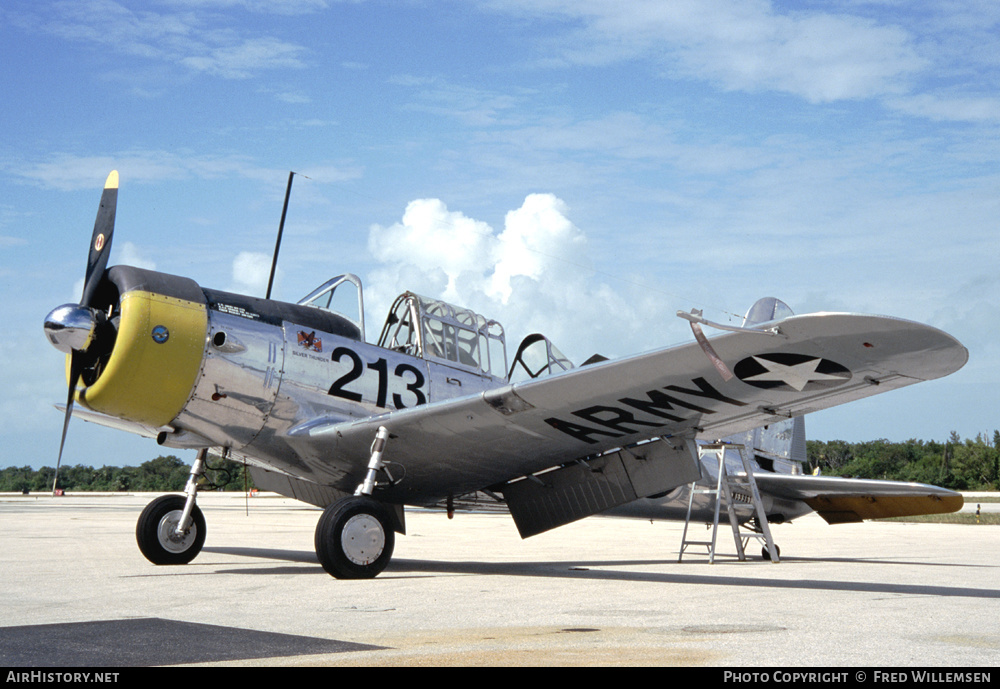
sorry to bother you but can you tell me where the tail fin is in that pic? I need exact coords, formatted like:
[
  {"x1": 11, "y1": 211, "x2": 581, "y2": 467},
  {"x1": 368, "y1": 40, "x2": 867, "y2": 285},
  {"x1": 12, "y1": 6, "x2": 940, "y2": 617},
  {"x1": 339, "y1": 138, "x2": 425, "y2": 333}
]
[
  {"x1": 734, "y1": 416, "x2": 806, "y2": 473},
  {"x1": 742, "y1": 296, "x2": 794, "y2": 327},
  {"x1": 737, "y1": 297, "x2": 807, "y2": 473}
]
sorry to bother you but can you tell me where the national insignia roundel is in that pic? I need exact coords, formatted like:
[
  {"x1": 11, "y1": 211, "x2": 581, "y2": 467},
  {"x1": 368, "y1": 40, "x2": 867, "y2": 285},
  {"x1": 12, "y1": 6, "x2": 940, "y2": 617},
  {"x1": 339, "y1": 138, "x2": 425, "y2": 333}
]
[{"x1": 733, "y1": 353, "x2": 851, "y2": 392}]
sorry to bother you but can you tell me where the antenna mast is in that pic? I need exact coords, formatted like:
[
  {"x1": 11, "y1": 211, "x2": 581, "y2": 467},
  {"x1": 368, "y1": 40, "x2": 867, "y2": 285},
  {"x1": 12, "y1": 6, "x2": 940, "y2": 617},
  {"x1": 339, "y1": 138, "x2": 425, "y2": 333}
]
[{"x1": 266, "y1": 171, "x2": 296, "y2": 299}]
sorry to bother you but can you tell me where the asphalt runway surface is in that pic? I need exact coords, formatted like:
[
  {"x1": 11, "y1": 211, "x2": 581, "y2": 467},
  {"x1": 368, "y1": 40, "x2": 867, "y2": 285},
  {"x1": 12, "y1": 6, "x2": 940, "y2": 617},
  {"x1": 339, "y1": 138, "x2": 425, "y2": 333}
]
[{"x1": 1, "y1": 492, "x2": 997, "y2": 667}]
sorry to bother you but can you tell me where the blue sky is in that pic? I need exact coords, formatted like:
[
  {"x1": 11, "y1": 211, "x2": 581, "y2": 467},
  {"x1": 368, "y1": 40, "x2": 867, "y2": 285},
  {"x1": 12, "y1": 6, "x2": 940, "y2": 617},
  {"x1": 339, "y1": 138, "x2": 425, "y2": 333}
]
[{"x1": 2, "y1": 0, "x2": 998, "y2": 470}]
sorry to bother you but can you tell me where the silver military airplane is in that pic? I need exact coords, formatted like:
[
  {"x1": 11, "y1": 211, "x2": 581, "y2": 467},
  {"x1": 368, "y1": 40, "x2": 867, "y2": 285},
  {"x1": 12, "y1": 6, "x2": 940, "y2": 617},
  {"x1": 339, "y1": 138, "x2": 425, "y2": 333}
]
[{"x1": 44, "y1": 171, "x2": 968, "y2": 578}]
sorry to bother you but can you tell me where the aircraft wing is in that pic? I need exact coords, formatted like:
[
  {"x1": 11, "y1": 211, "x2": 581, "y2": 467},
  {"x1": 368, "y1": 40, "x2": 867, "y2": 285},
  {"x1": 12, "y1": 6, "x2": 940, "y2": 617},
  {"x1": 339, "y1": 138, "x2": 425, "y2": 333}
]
[
  {"x1": 57, "y1": 403, "x2": 163, "y2": 439},
  {"x1": 284, "y1": 312, "x2": 966, "y2": 535},
  {"x1": 753, "y1": 473, "x2": 964, "y2": 523}
]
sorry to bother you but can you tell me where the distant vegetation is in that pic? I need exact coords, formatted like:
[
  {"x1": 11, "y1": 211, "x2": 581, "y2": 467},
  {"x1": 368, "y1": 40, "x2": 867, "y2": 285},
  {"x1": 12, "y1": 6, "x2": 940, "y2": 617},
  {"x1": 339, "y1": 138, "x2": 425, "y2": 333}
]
[
  {"x1": 0, "y1": 455, "x2": 254, "y2": 493},
  {"x1": 806, "y1": 431, "x2": 1000, "y2": 491},
  {"x1": 2, "y1": 431, "x2": 999, "y2": 493}
]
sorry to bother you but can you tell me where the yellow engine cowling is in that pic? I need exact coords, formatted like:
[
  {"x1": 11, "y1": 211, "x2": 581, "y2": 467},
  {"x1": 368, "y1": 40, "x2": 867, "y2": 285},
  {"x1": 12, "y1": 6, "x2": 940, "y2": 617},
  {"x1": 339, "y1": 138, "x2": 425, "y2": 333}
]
[{"x1": 74, "y1": 267, "x2": 209, "y2": 428}]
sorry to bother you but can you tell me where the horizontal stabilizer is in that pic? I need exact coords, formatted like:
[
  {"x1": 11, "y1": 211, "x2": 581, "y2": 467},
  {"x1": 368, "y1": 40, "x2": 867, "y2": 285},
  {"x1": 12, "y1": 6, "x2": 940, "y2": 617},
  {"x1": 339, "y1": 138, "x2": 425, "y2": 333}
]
[
  {"x1": 805, "y1": 493, "x2": 963, "y2": 524},
  {"x1": 752, "y1": 473, "x2": 963, "y2": 523}
]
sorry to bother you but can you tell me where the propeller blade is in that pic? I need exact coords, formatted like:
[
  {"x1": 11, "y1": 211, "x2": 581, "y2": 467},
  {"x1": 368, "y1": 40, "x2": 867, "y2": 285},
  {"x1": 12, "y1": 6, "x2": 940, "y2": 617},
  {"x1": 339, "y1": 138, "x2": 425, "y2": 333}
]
[
  {"x1": 81, "y1": 170, "x2": 118, "y2": 307},
  {"x1": 54, "y1": 354, "x2": 84, "y2": 493},
  {"x1": 53, "y1": 170, "x2": 118, "y2": 491}
]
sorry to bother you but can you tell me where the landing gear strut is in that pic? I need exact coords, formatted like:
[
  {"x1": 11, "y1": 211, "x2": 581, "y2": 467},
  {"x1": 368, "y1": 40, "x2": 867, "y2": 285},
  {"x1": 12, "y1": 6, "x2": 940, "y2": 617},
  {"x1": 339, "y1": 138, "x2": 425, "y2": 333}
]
[
  {"x1": 314, "y1": 426, "x2": 396, "y2": 579},
  {"x1": 136, "y1": 449, "x2": 207, "y2": 565}
]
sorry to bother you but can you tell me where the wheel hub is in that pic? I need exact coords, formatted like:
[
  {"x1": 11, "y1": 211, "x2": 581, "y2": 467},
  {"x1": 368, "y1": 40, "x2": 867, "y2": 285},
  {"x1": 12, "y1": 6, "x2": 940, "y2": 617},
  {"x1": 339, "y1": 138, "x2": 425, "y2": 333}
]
[
  {"x1": 340, "y1": 513, "x2": 385, "y2": 565},
  {"x1": 157, "y1": 510, "x2": 198, "y2": 554}
]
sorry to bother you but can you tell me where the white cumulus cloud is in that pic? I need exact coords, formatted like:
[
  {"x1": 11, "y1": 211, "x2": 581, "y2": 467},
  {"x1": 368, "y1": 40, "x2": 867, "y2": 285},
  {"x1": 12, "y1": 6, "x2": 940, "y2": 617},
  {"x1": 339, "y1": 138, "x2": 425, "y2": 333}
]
[
  {"x1": 229, "y1": 251, "x2": 275, "y2": 296},
  {"x1": 365, "y1": 194, "x2": 664, "y2": 364}
]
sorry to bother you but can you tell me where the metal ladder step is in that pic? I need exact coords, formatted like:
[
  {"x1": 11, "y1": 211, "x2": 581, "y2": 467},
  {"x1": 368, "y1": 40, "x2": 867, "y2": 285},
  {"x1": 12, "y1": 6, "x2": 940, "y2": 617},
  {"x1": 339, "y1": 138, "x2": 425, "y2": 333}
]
[{"x1": 677, "y1": 443, "x2": 779, "y2": 564}]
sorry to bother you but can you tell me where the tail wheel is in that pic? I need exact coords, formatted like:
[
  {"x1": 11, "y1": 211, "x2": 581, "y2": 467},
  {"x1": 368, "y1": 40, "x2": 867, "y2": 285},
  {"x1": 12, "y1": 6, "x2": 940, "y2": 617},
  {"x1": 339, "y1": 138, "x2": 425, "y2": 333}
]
[
  {"x1": 136, "y1": 495, "x2": 206, "y2": 565},
  {"x1": 315, "y1": 496, "x2": 394, "y2": 579}
]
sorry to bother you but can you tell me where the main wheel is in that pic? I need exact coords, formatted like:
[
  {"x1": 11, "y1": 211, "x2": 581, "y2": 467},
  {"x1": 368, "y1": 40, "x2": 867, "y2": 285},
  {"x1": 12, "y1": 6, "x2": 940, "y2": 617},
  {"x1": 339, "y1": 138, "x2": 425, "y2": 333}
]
[
  {"x1": 136, "y1": 495, "x2": 206, "y2": 565},
  {"x1": 315, "y1": 496, "x2": 395, "y2": 579},
  {"x1": 762, "y1": 544, "x2": 781, "y2": 561}
]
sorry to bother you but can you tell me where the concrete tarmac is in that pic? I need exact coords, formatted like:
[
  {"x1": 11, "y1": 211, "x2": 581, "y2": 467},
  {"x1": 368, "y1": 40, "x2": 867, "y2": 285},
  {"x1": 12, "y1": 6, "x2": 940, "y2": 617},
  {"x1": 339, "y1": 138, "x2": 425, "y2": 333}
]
[{"x1": 1, "y1": 492, "x2": 997, "y2": 667}]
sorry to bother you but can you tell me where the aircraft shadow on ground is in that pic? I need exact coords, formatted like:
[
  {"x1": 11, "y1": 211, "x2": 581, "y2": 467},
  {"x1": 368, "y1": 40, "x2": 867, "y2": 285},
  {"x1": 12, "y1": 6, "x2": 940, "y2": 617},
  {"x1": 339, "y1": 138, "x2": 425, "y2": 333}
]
[{"x1": 198, "y1": 546, "x2": 1000, "y2": 600}]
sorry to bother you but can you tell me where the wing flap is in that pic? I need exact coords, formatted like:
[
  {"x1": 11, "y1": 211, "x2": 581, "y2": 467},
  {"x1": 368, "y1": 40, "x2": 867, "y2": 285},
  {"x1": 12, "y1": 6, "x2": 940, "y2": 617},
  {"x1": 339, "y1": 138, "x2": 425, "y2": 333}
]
[
  {"x1": 248, "y1": 467, "x2": 353, "y2": 509},
  {"x1": 248, "y1": 467, "x2": 406, "y2": 533},
  {"x1": 502, "y1": 438, "x2": 701, "y2": 537}
]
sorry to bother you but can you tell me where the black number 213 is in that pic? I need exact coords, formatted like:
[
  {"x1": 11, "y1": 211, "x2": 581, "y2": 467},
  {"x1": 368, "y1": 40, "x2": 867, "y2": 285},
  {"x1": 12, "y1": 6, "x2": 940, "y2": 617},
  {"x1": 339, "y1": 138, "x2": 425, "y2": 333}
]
[{"x1": 327, "y1": 346, "x2": 426, "y2": 408}]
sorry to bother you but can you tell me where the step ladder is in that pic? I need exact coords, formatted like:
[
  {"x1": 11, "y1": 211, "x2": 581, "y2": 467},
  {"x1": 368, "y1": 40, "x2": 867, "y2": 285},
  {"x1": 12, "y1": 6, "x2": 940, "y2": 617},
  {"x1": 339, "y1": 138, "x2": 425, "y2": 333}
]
[{"x1": 677, "y1": 443, "x2": 779, "y2": 563}]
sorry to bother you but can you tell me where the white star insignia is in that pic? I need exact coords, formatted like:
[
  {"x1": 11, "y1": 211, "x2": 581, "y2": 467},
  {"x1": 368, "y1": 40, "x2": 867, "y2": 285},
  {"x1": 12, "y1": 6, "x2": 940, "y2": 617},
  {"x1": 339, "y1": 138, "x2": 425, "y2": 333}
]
[{"x1": 742, "y1": 356, "x2": 846, "y2": 392}]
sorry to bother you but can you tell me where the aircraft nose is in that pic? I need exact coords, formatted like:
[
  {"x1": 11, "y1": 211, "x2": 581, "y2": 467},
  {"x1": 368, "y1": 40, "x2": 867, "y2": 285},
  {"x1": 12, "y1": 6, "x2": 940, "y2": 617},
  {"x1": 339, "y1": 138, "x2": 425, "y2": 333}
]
[{"x1": 44, "y1": 304, "x2": 99, "y2": 353}]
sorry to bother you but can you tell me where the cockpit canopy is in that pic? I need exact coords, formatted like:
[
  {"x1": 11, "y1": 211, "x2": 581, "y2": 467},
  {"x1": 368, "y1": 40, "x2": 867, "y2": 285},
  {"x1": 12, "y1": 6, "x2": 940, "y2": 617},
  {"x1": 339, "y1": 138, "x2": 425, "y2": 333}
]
[
  {"x1": 297, "y1": 276, "x2": 580, "y2": 383},
  {"x1": 377, "y1": 292, "x2": 508, "y2": 379},
  {"x1": 508, "y1": 333, "x2": 574, "y2": 383},
  {"x1": 298, "y1": 274, "x2": 366, "y2": 339}
]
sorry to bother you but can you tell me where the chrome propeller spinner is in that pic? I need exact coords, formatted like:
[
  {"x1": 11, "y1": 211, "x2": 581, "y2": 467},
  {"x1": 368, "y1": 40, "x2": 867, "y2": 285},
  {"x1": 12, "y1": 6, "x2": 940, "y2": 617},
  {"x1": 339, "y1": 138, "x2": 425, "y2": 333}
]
[{"x1": 43, "y1": 304, "x2": 102, "y2": 354}]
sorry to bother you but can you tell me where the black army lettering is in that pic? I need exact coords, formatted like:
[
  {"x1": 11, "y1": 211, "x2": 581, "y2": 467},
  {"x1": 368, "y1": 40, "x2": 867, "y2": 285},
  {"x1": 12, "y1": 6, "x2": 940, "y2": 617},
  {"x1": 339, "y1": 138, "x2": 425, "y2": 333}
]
[{"x1": 544, "y1": 376, "x2": 746, "y2": 444}]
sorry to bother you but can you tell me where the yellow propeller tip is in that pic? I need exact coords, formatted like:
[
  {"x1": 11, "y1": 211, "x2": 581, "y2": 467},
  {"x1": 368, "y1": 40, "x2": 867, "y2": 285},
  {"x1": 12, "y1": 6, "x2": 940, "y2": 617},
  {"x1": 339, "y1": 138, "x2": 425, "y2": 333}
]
[{"x1": 105, "y1": 170, "x2": 119, "y2": 190}]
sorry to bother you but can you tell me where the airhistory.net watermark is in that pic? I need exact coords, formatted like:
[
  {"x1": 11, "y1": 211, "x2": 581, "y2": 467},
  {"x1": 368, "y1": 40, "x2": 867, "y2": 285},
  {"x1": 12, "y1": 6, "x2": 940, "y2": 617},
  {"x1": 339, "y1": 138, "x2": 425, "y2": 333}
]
[{"x1": 6, "y1": 672, "x2": 119, "y2": 684}]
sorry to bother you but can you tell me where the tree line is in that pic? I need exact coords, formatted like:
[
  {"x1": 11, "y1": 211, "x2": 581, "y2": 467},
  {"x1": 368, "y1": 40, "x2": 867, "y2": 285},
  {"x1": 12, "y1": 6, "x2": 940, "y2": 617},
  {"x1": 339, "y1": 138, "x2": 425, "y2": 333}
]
[
  {"x1": 806, "y1": 431, "x2": 1000, "y2": 491},
  {"x1": 0, "y1": 455, "x2": 254, "y2": 493},
  {"x1": 3, "y1": 431, "x2": 999, "y2": 493}
]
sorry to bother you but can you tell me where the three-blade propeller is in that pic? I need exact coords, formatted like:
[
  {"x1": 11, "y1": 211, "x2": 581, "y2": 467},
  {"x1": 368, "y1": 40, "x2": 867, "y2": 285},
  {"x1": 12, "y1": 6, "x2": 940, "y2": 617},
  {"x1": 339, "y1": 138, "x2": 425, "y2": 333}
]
[{"x1": 44, "y1": 171, "x2": 118, "y2": 492}]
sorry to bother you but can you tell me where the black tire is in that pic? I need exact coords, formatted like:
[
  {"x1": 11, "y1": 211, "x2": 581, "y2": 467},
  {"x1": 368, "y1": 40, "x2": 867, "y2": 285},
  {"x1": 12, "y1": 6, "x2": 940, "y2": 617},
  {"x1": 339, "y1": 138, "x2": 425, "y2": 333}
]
[
  {"x1": 136, "y1": 495, "x2": 206, "y2": 565},
  {"x1": 315, "y1": 496, "x2": 395, "y2": 579},
  {"x1": 762, "y1": 544, "x2": 780, "y2": 561}
]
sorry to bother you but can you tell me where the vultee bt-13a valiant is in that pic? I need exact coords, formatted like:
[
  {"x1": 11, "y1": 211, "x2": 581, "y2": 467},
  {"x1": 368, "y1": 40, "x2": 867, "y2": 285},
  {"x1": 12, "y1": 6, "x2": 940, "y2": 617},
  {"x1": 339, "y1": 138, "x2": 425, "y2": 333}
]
[{"x1": 43, "y1": 171, "x2": 968, "y2": 578}]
